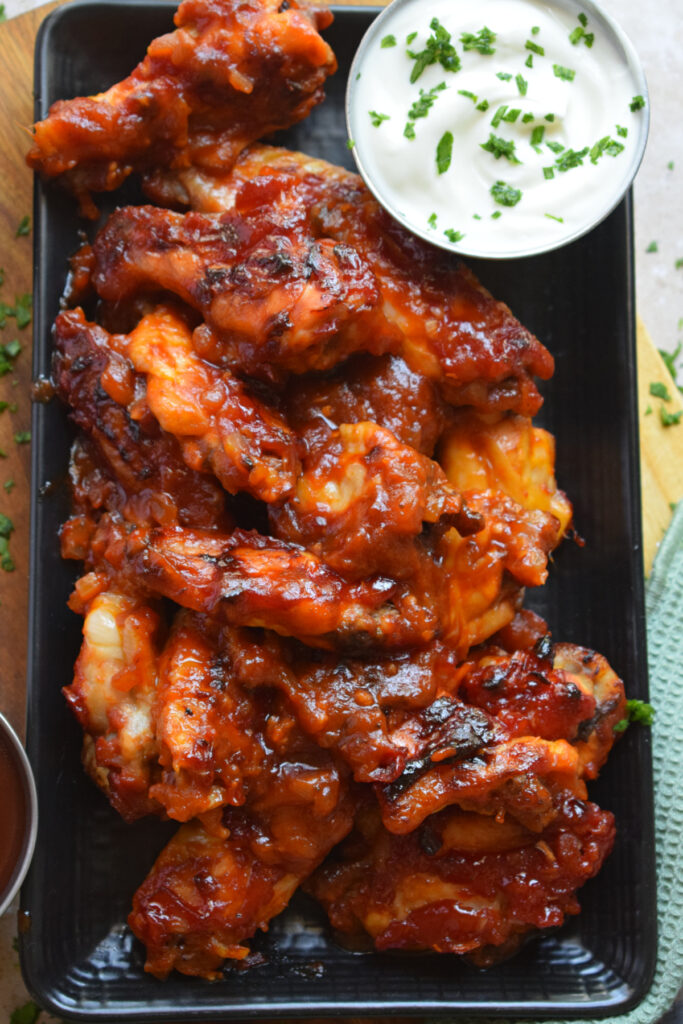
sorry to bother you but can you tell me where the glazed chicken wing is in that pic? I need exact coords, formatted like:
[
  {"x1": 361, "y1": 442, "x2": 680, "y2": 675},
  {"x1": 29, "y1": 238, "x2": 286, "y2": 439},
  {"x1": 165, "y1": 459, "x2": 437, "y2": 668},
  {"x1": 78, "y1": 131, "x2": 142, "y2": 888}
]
[
  {"x1": 140, "y1": 144, "x2": 555, "y2": 415},
  {"x1": 306, "y1": 795, "x2": 615, "y2": 958},
  {"x1": 27, "y1": 0, "x2": 336, "y2": 216}
]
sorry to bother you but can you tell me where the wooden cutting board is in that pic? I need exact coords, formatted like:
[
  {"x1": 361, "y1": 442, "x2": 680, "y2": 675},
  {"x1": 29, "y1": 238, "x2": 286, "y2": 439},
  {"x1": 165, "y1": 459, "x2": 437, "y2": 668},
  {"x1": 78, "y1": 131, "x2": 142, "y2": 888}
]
[{"x1": 1, "y1": 0, "x2": 682, "y2": 735}]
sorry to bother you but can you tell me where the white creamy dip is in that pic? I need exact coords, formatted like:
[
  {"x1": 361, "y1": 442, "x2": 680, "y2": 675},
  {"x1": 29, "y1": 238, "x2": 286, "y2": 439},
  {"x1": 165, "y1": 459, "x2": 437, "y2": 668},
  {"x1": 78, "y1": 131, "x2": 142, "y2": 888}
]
[{"x1": 347, "y1": 0, "x2": 648, "y2": 257}]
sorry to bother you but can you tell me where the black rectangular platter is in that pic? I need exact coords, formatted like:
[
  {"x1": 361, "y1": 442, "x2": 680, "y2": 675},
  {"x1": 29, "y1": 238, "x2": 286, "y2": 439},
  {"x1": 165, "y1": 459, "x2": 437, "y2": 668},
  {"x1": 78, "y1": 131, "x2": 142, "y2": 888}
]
[{"x1": 21, "y1": 1, "x2": 656, "y2": 1018}]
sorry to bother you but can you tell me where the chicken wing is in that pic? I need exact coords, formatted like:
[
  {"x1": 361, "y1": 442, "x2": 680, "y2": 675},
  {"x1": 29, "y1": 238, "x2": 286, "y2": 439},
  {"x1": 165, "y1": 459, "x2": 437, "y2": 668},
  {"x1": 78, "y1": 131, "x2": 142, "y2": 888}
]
[
  {"x1": 27, "y1": 0, "x2": 336, "y2": 216},
  {"x1": 306, "y1": 794, "x2": 615, "y2": 958}
]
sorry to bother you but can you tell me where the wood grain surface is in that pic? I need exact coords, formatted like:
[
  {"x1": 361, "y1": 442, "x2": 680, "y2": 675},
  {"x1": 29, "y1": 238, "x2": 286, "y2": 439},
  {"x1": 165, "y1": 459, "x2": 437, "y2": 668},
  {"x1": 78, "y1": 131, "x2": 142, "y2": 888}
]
[{"x1": 0, "y1": 4, "x2": 681, "y2": 1018}]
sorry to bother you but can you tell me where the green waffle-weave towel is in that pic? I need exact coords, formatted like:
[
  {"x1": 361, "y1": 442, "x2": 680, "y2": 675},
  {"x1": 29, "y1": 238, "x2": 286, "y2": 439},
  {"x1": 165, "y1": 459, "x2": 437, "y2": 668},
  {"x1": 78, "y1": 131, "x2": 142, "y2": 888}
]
[{"x1": 429, "y1": 502, "x2": 683, "y2": 1024}]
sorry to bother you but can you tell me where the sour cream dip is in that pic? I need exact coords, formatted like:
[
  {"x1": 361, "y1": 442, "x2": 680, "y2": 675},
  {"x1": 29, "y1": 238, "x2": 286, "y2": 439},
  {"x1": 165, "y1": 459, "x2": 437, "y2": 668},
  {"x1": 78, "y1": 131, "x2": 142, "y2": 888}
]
[{"x1": 346, "y1": 0, "x2": 648, "y2": 258}]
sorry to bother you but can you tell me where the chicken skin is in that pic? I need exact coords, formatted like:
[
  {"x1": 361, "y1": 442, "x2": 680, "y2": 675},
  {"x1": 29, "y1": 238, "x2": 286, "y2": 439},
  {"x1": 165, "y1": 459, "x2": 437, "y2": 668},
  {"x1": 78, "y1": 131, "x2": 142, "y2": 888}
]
[{"x1": 27, "y1": 0, "x2": 336, "y2": 215}]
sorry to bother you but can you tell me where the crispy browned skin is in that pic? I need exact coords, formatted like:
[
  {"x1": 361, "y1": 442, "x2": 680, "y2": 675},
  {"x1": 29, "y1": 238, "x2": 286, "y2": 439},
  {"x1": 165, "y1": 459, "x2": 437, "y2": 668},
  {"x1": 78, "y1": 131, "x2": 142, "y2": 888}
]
[
  {"x1": 306, "y1": 795, "x2": 615, "y2": 957},
  {"x1": 140, "y1": 144, "x2": 555, "y2": 415},
  {"x1": 27, "y1": 0, "x2": 336, "y2": 215},
  {"x1": 54, "y1": 305, "x2": 300, "y2": 504}
]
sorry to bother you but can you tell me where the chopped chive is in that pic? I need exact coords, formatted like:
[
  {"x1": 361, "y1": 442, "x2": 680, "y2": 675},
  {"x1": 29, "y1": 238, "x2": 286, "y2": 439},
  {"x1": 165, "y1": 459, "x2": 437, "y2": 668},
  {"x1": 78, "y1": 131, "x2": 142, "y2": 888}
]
[
  {"x1": 545, "y1": 213, "x2": 564, "y2": 223},
  {"x1": 404, "y1": 122, "x2": 416, "y2": 139},
  {"x1": 616, "y1": 124, "x2": 628, "y2": 138},
  {"x1": 458, "y1": 89, "x2": 478, "y2": 102},
  {"x1": 525, "y1": 53, "x2": 534, "y2": 68},
  {"x1": 646, "y1": 241, "x2": 659, "y2": 253},
  {"x1": 569, "y1": 26, "x2": 584, "y2": 45},
  {"x1": 460, "y1": 26, "x2": 496, "y2": 55},
  {"x1": 346, "y1": 138, "x2": 356, "y2": 149},
  {"x1": 553, "y1": 64, "x2": 576, "y2": 81},
  {"x1": 502, "y1": 108, "x2": 521, "y2": 123},
  {"x1": 555, "y1": 146, "x2": 589, "y2": 171},
  {"x1": 547, "y1": 140, "x2": 565, "y2": 154},
  {"x1": 369, "y1": 110, "x2": 390, "y2": 127},
  {"x1": 444, "y1": 228, "x2": 465, "y2": 242},
  {"x1": 522, "y1": 112, "x2": 535, "y2": 123},
  {"x1": 406, "y1": 31, "x2": 418, "y2": 44},
  {"x1": 473, "y1": 213, "x2": 482, "y2": 219},
  {"x1": 436, "y1": 131, "x2": 454, "y2": 174},
  {"x1": 543, "y1": 166, "x2": 554, "y2": 179},
  {"x1": 428, "y1": 212, "x2": 438, "y2": 228},
  {"x1": 516, "y1": 73, "x2": 528, "y2": 96},
  {"x1": 531, "y1": 125, "x2": 545, "y2": 146},
  {"x1": 544, "y1": 113, "x2": 556, "y2": 122},
  {"x1": 476, "y1": 99, "x2": 490, "y2": 111},
  {"x1": 525, "y1": 40, "x2": 545, "y2": 56},
  {"x1": 16, "y1": 216, "x2": 31, "y2": 238},
  {"x1": 491, "y1": 105, "x2": 508, "y2": 128},
  {"x1": 531, "y1": 25, "x2": 540, "y2": 35},
  {"x1": 578, "y1": 13, "x2": 588, "y2": 26},
  {"x1": 491, "y1": 210, "x2": 502, "y2": 219},
  {"x1": 630, "y1": 94, "x2": 646, "y2": 111},
  {"x1": 496, "y1": 72, "x2": 512, "y2": 81},
  {"x1": 408, "y1": 18, "x2": 461, "y2": 83},
  {"x1": 490, "y1": 179, "x2": 522, "y2": 206},
  {"x1": 675, "y1": 258, "x2": 683, "y2": 270},
  {"x1": 381, "y1": 34, "x2": 397, "y2": 48},
  {"x1": 667, "y1": 160, "x2": 674, "y2": 170},
  {"x1": 481, "y1": 133, "x2": 520, "y2": 163}
]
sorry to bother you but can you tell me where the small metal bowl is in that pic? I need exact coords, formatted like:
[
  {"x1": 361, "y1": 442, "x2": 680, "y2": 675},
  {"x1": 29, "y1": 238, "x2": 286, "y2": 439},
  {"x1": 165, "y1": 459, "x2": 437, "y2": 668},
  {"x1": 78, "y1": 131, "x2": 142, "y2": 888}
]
[
  {"x1": 0, "y1": 712, "x2": 38, "y2": 917},
  {"x1": 346, "y1": 0, "x2": 649, "y2": 259}
]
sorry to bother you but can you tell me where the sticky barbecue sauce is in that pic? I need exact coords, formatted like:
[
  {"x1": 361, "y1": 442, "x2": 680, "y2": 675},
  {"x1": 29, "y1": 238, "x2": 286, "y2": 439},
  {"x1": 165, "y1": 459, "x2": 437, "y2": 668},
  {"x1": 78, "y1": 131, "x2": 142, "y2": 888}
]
[{"x1": 0, "y1": 732, "x2": 27, "y2": 901}]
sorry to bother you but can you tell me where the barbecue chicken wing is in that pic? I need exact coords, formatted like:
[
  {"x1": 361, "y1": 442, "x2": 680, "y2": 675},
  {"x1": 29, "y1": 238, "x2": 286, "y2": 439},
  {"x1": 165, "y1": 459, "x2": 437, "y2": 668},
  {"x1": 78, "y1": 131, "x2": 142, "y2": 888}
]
[
  {"x1": 306, "y1": 794, "x2": 615, "y2": 958},
  {"x1": 54, "y1": 305, "x2": 300, "y2": 505},
  {"x1": 137, "y1": 144, "x2": 554, "y2": 415},
  {"x1": 27, "y1": 0, "x2": 336, "y2": 216}
]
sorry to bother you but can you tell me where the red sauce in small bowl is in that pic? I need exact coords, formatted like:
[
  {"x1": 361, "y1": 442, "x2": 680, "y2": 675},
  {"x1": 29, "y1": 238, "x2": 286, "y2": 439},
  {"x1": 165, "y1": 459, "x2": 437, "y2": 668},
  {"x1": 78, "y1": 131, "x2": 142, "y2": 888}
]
[{"x1": 0, "y1": 731, "x2": 28, "y2": 902}]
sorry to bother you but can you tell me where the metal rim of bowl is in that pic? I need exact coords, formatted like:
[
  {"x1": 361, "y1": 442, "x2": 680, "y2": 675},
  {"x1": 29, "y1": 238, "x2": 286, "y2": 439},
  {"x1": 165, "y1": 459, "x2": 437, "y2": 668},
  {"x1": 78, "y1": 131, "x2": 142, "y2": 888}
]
[
  {"x1": 0, "y1": 711, "x2": 38, "y2": 918},
  {"x1": 345, "y1": 0, "x2": 650, "y2": 260}
]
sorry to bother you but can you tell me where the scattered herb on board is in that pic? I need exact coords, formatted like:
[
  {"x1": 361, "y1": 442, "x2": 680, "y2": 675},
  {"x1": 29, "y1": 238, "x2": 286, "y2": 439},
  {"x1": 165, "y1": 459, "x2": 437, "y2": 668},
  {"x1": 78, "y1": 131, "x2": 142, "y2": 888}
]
[
  {"x1": 659, "y1": 343, "x2": 682, "y2": 385},
  {"x1": 10, "y1": 1002, "x2": 41, "y2": 1024},
  {"x1": 4, "y1": 480, "x2": 15, "y2": 494},
  {"x1": 644, "y1": 405, "x2": 653, "y2": 416},
  {"x1": 346, "y1": 139, "x2": 355, "y2": 149},
  {"x1": 660, "y1": 407, "x2": 683, "y2": 427},
  {"x1": 0, "y1": 4, "x2": 6, "y2": 23},
  {"x1": 14, "y1": 431, "x2": 31, "y2": 445},
  {"x1": 614, "y1": 699, "x2": 655, "y2": 733},
  {"x1": 0, "y1": 513, "x2": 15, "y2": 573},
  {"x1": 16, "y1": 216, "x2": 31, "y2": 238},
  {"x1": 408, "y1": 18, "x2": 461, "y2": 83},
  {"x1": 646, "y1": 240, "x2": 659, "y2": 253},
  {"x1": 675, "y1": 258, "x2": 683, "y2": 270},
  {"x1": 0, "y1": 339, "x2": 22, "y2": 377},
  {"x1": 668, "y1": 160, "x2": 675, "y2": 170},
  {"x1": 650, "y1": 381, "x2": 672, "y2": 401}
]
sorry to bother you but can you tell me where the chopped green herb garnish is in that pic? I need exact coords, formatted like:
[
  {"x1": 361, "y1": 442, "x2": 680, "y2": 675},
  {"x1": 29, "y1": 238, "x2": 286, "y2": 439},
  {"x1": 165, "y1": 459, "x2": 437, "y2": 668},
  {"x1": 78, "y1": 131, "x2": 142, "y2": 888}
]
[
  {"x1": 530, "y1": 125, "x2": 545, "y2": 147},
  {"x1": 578, "y1": 12, "x2": 588, "y2": 27},
  {"x1": 381, "y1": 34, "x2": 397, "y2": 48},
  {"x1": 428, "y1": 212, "x2": 438, "y2": 228},
  {"x1": 369, "y1": 110, "x2": 390, "y2": 127},
  {"x1": 645, "y1": 404, "x2": 653, "y2": 416},
  {"x1": 356, "y1": 72, "x2": 361, "y2": 81},
  {"x1": 0, "y1": 4, "x2": 6, "y2": 22},
  {"x1": 407, "y1": 82, "x2": 447, "y2": 121},
  {"x1": 502, "y1": 107, "x2": 521, "y2": 123},
  {"x1": 16, "y1": 216, "x2": 31, "y2": 238},
  {"x1": 553, "y1": 64, "x2": 576, "y2": 81},
  {"x1": 569, "y1": 26, "x2": 584, "y2": 45},
  {"x1": 3, "y1": 480, "x2": 14, "y2": 494},
  {"x1": 614, "y1": 699, "x2": 655, "y2": 733},
  {"x1": 458, "y1": 89, "x2": 478, "y2": 102},
  {"x1": 555, "y1": 146, "x2": 589, "y2": 172},
  {"x1": 491, "y1": 210, "x2": 502, "y2": 219},
  {"x1": 630, "y1": 94, "x2": 646, "y2": 111},
  {"x1": 473, "y1": 213, "x2": 482, "y2": 219},
  {"x1": 516, "y1": 73, "x2": 528, "y2": 96},
  {"x1": 481, "y1": 133, "x2": 520, "y2": 163},
  {"x1": 667, "y1": 160, "x2": 675, "y2": 170},
  {"x1": 531, "y1": 25, "x2": 540, "y2": 35},
  {"x1": 408, "y1": 18, "x2": 461, "y2": 83},
  {"x1": 650, "y1": 381, "x2": 671, "y2": 400},
  {"x1": 444, "y1": 228, "x2": 465, "y2": 242},
  {"x1": 0, "y1": 269, "x2": 4, "y2": 287},
  {"x1": 406, "y1": 31, "x2": 418, "y2": 44},
  {"x1": 584, "y1": 32, "x2": 594, "y2": 47},
  {"x1": 0, "y1": 402, "x2": 6, "y2": 413},
  {"x1": 496, "y1": 72, "x2": 512, "y2": 81},
  {"x1": 490, "y1": 180, "x2": 522, "y2": 206},
  {"x1": 544, "y1": 113, "x2": 556, "y2": 122},
  {"x1": 491, "y1": 105, "x2": 508, "y2": 128},
  {"x1": 0, "y1": 339, "x2": 22, "y2": 378},
  {"x1": 522, "y1": 112, "x2": 535, "y2": 124},
  {"x1": 660, "y1": 406, "x2": 683, "y2": 427},
  {"x1": 590, "y1": 135, "x2": 625, "y2": 164},
  {"x1": 436, "y1": 131, "x2": 454, "y2": 174},
  {"x1": 646, "y1": 240, "x2": 658, "y2": 253},
  {"x1": 14, "y1": 294, "x2": 32, "y2": 330},
  {"x1": 9, "y1": 1002, "x2": 41, "y2": 1024},
  {"x1": 675, "y1": 258, "x2": 683, "y2": 270},
  {"x1": 14, "y1": 431, "x2": 31, "y2": 445},
  {"x1": 476, "y1": 99, "x2": 490, "y2": 112},
  {"x1": 525, "y1": 39, "x2": 545, "y2": 56},
  {"x1": 404, "y1": 122, "x2": 416, "y2": 140},
  {"x1": 543, "y1": 166, "x2": 555, "y2": 180},
  {"x1": 460, "y1": 26, "x2": 496, "y2": 55},
  {"x1": 546, "y1": 140, "x2": 565, "y2": 154},
  {"x1": 659, "y1": 343, "x2": 681, "y2": 383},
  {"x1": 0, "y1": 513, "x2": 15, "y2": 573},
  {"x1": 545, "y1": 213, "x2": 564, "y2": 223},
  {"x1": 616, "y1": 124, "x2": 628, "y2": 138},
  {"x1": 525, "y1": 53, "x2": 534, "y2": 68}
]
